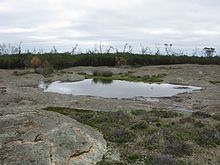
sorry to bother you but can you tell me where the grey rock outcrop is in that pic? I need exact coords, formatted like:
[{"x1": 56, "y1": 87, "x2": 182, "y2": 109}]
[{"x1": 0, "y1": 107, "x2": 107, "y2": 165}]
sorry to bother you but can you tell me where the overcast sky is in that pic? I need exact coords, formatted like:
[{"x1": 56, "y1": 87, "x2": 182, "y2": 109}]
[{"x1": 0, "y1": 0, "x2": 219, "y2": 53}]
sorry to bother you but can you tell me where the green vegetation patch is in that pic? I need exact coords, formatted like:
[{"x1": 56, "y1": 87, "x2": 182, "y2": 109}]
[
  {"x1": 195, "y1": 128, "x2": 220, "y2": 147},
  {"x1": 12, "y1": 70, "x2": 32, "y2": 76},
  {"x1": 127, "y1": 152, "x2": 142, "y2": 162},
  {"x1": 1, "y1": 53, "x2": 220, "y2": 70},
  {"x1": 93, "y1": 70, "x2": 114, "y2": 77},
  {"x1": 43, "y1": 107, "x2": 220, "y2": 164},
  {"x1": 192, "y1": 111, "x2": 211, "y2": 118},
  {"x1": 212, "y1": 113, "x2": 220, "y2": 121},
  {"x1": 209, "y1": 81, "x2": 220, "y2": 84},
  {"x1": 84, "y1": 72, "x2": 167, "y2": 83},
  {"x1": 164, "y1": 141, "x2": 193, "y2": 157},
  {"x1": 44, "y1": 107, "x2": 135, "y2": 143},
  {"x1": 148, "y1": 109, "x2": 180, "y2": 118}
]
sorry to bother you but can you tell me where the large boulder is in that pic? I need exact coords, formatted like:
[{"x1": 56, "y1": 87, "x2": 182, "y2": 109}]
[{"x1": 0, "y1": 107, "x2": 107, "y2": 165}]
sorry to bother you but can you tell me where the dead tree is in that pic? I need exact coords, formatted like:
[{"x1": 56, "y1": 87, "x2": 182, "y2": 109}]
[
  {"x1": 164, "y1": 44, "x2": 173, "y2": 55},
  {"x1": 18, "y1": 41, "x2": 22, "y2": 54},
  {"x1": 106, "y1": 46, "x2": 114, "y2": 53},
  {"x1": 123, "y1": 43, "x2": 129, "y2": 53},
  {"x1": 99, "y1": 42, "x2": 103, "y2": 54},
  {"x1": 140, "y1": 44, "x2": 152, "y2": 55},
  {"x1": 71, "y1": 44, "x2": 79, "y2": 55},
  {"x1": 51, "y1": 45, "x2": 57, "y2": 54},
  {"x1": 203, "y1": 47, "x2": 215, "y2": 57}
]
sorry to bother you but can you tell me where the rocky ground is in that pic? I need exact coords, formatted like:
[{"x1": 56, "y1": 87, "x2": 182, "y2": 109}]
[{"x1": 0, "y1": 64, "x2": 220, "y2": 165}]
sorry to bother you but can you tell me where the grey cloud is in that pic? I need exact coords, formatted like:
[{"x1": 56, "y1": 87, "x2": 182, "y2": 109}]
[{"x1": 0, "y1": 0, "x2": 219, "y2": 53}]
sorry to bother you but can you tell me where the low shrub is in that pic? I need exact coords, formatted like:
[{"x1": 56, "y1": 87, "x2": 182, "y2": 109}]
[
  {"x1": 151, "y1": 154, "x2": 178, "y2": 165},
  {"x1": 216, "y1": 124, "x2": 220, "y2": 132},
  {"x1": 212, "y1": 113, "x2": 220, "y2": 121},
  {"x1": 34, "y1": 60, "x2": 54, "y2": 76},
  {"x1": 164, "y1": 141, "x2": 193, "y2": 157},
  {"x1": 192, "y1": 111, "x2": 211, "y2": 118},
  {"x1": 131, "y1": 120, "x2": 149, "y2": 130},
  {"x1": 31, "y1": 56, "x2": 41, "y2": 68},
  {"x1": 195, "y1": 128, "x2": 220, "y2": 146},
  {"x1": 93, "y1": 70, "x2": 113, "y2": 77},
  {"x1": 150, "y1": 110, "x2": 180, "y2": 118},
  {"x1": 127, "y1": 153, "x2": 141, "y2": 161},
  {"x1": 108, "y1": 128, "x2": 136, "y2": 144},
  {"x1": 12, "y1": 70, "x2": 32, "y2": 76},
  {"x1": 179, "y1": 117, "x2": 195, "y2": 124},
  {"x1": 144, "y1": 133, "x2": 161, "y2": 150},
  {"x1": 97, "y1": 161, "x2": 124, "y2": 165},
  {"x1": 194, "y1": 121, "x2": 205, "y2": 128},
  {"x1": 131, "y1": 110, "x2": 148, "y2": 116},
  {"x1": 43, "y1": 107, "x2": 219, "y2": 164}
]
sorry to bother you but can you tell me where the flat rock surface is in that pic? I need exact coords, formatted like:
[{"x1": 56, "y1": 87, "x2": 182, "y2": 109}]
[
  {"x1": 1, "y1": 64, "x2": 219, "y2": 113},
  {"x1": 0, "y1": 107, "x2": 107, "y2": 165}
]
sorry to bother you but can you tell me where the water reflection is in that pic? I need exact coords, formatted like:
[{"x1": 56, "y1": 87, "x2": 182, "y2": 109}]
[{"x1": 92, "y1": 78, "x2": 113, "y2": 84}]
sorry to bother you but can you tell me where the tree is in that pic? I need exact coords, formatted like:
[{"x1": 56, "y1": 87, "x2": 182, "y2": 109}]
[
  {"x1": 50, "y1": 45, "x2": 57, "y2": 54},
  {"x1": 71, "y1": 44, "x2": 78, "y2": 55},
  {"x1": 203, "y1": 47, "x2": 215, "y2": 57},
  {"x1": 164, "y1": 44, "x2": 173, "y2": 55},
  {"x1": 140, "y1": 44, "x2": 152, "y2": 55},
  {"x1": 0, "y1": 43, "x2": 21, "y2": 55},
  {"x1": 18, "y1": 41, "x2": 22, "y2": 54},
  {"x1": 106, "y1": 46, "x2": 114, "y2": 53}
]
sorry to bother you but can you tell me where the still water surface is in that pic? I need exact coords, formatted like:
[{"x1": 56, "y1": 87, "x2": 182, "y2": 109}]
[{"x1": 43, "y1": 79, "x2": 202, "y2": 99}]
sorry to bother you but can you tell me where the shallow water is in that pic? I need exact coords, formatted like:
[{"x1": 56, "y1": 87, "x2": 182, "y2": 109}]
[
  {"x1": 173, "y1": 104, "x2": 194, "y2": 112},
  {"x1": 42, "y1": 79, "x2": 202, "y2": 99}
]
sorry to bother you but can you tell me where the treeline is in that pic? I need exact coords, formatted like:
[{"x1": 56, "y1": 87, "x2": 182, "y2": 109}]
[{"x1": 0, "y1": 53, "x2": 220, "y2": 69}]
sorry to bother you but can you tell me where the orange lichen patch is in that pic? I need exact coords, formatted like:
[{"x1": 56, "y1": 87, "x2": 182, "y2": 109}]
[{"x1": 31, "y1": 56, "x2": 41, "y2": 68}]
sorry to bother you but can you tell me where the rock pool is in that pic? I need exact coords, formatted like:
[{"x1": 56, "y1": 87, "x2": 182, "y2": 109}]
[{"x1": 41, "y1": 79, "x2": 202, "y2": 99}]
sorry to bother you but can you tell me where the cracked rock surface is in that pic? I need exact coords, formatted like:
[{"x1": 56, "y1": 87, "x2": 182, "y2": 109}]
[{"x1": 0, "y1": 107, "x2": 107, "y2": 165}]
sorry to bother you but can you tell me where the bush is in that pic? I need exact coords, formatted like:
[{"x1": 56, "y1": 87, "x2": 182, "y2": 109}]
[
  {"x1": 194, "y1": 121, "x2": 205, "y2": 128},
  {"x1": 34, "y1": 59, "x2": 54, "y2": 76},
  {"x1": 31, "y1": 56, "x2": 41, "y2": 68},
  {"x1": 164, "y1": 141, "x2": 193, "y2": 157},
  {"x1": 192, "y1": 111, "x2": 211, "y2": 118},
  {"x1": 0, "y1": 53, "x2": 220, "y2": 69},
  {"x1": 97, "y1": 160, "x2": 124, "y2": 165},
  {"x1": 127, "y1": 153, "x2": 141, "y2": 161},
  {"x1": 179, "y1": 117, "x2": 195, "y2": 124},
  {"x1": 151, "y1": 154, "x2": 178, "y2": 165},
  {"x1": 216, "y1": 124, "x2": 220, "y2": 132},
  {"x1": 150, "y1": 110, "x2": 180, "y2": 118},
  {"x1": 195, "y1": 128, "x2": 220, "y2": 146},
  {"x1": 131, "y1": 120, "x2": 149, "y2": 130},
  {"x1": 93, "y1": 70, "x2": 113, "y2": 77},
  {"x1": 108, "y1": 128, "x2": 136, "y2": 144},
  {"x1": 144, "y1": 133, "x2": 161, "y2": 150},
  {"x1": 212, "y1": 113, "x2": 220, "y2": 121}
]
